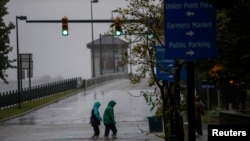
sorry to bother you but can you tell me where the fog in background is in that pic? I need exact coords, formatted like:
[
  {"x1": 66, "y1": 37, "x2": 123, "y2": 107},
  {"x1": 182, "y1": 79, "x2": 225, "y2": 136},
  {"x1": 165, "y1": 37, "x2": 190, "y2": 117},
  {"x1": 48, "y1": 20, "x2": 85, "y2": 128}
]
[{"x1": 2, "y1": 0, "x2": 129, "y2": 85}]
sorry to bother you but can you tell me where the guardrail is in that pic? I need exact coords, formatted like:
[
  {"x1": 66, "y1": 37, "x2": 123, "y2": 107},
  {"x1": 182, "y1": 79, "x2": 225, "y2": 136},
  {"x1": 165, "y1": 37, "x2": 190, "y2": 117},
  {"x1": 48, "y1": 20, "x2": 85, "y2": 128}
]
[
  {"x1": 0, "y1": 73, "x2": 128, "y2": 109},
  {"x1": 83, "y1": 73, "x2": 128, "y2": 89}
]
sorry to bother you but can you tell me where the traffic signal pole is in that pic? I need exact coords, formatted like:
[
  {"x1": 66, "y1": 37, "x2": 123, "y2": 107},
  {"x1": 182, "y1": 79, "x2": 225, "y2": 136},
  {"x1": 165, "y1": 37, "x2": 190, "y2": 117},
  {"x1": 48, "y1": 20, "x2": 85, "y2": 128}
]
[
  {"x1": 25, "y1": 18, "x2": 140, "y2": 78},
  {"x1": 26, "y1": 19, "x2": 140, "y2": 23}
]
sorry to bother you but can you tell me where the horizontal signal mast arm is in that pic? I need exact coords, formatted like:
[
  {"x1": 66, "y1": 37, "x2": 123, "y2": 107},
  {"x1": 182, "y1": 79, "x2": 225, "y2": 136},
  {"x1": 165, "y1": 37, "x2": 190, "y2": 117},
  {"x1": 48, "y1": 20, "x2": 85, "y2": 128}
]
[{"x1": 26, "y1": 19, "x2": 141, "y2": 23}]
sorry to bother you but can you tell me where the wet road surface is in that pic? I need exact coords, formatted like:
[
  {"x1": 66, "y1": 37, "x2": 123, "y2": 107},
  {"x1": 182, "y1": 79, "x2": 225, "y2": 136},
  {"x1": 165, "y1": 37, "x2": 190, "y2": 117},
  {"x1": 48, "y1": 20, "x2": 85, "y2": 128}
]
[{"x1": 0, "y1": 79, "x2": 163, "y2": 141}]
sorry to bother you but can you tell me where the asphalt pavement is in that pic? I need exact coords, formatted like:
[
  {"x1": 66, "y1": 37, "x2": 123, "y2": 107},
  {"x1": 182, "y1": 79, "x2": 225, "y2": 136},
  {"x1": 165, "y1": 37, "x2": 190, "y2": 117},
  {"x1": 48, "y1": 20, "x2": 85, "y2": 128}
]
[
  {"x1": 0, "y1": 79, "x2": 209, "y2": 141},
  {"x1": 0, "y1": 79, "x2": 164, "y2": 141}
]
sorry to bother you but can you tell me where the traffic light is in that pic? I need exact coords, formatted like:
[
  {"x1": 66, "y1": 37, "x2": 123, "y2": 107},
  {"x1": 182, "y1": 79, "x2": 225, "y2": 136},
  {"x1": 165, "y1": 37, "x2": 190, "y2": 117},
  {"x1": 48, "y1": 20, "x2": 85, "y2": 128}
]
[
  {"x1": 114, "y1": 17, "x2": 122, "y2": 36},
  {"x1": 62, "y1": 16, "x2": 69, "y2": 36},
  {"x1": 147, "y1": 31, "x2": 153, "y2": 39},
  {"x1": 115, "y1": 25, "x2": 122, "y2": 36}
]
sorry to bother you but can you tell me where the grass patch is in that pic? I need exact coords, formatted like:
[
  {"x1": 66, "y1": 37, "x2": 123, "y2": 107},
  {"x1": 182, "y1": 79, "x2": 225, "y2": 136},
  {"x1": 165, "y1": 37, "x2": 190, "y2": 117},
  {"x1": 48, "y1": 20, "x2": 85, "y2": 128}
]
[{"x1": 0, "y1": 88, "x2": 82, "y2": 121}]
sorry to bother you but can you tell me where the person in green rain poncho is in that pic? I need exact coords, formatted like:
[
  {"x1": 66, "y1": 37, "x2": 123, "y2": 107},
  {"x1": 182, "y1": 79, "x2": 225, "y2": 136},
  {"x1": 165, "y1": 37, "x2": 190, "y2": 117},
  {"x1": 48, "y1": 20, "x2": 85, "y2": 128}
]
[{"x1": 103, "y1": 100, "x2": 117, "y2": 139}]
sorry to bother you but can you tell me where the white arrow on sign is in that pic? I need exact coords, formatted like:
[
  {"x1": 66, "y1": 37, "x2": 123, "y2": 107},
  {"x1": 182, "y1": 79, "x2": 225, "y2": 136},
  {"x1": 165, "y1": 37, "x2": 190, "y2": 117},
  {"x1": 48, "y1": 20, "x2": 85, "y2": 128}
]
[
  {"x1": 186, "y1": 11, "x2": 195, "y2": 17},
  {"x1": 186, "y1": 31, "x2": 194, "y2": 36},
  {"x1": 186, "y1": 50, "x2": 195, "y2": 56},
  {"x1": 168, "y1": 64, "x2": 173, "y2": 67},
  {"x1": 168, "y1": 75, "x2": 174, "y2": 78}
]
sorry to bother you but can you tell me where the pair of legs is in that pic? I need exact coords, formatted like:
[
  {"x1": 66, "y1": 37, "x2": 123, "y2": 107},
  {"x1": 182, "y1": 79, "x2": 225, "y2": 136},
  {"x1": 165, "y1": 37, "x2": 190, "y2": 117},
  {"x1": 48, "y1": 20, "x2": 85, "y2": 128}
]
[
  {"x1": 104, "y1": 123, "x2": 117, "y2": 138},
  {"x1": 91, "y1": 125, "x2": 100, "y2": 138},
  {"x1": 195, "y1": 120, "x2": 203, "y2": 135}
]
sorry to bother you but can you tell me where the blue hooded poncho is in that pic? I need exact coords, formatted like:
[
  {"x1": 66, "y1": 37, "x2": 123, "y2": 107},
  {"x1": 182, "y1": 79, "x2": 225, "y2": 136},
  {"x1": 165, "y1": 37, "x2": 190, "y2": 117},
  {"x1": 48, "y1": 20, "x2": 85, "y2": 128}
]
[{"x1": 90, "y1": 101, "x2": 102, "y2": 126}]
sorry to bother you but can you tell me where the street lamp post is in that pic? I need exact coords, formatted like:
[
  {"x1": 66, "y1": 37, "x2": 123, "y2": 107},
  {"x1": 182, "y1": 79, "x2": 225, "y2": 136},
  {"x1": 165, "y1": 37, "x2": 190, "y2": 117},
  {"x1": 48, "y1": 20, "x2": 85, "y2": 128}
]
[
  {"x1": 99, "y1": 33, "x2": 102, "y2": 75},
  {"x1": 90, "y1": 0, "x2": 98, "y2": 77},
  {"x1": 111, "y1": 10, "x2": 118, "y2": 73},
  {"x1": 129, "y1": 40, "x2": 132, "y2": 74},
  {"x1": 16, "y1": 16, "x2": 27, "y2": 109}
]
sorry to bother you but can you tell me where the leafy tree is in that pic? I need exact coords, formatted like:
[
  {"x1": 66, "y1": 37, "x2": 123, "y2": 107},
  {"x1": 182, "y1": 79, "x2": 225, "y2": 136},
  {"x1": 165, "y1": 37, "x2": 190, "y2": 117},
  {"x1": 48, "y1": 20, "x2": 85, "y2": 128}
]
[
  {"x1": 0, "y1": 0, "x2": 15, "y2": 83},
  {"x1": 200, "y1": 0, "x2": 250, "y2": 112},
  {"x1": 111, "y1": 0, "x2": 184, "y2": 140},
  {"x1": 111, "y1": 0, "x2": 250, "y2": 139},
  {"x1": 197, "y1": 1, "x2": 250, "y2": 87},
  {"x1": 216, "y1": 1, "x2": 250, "y2": 84}
]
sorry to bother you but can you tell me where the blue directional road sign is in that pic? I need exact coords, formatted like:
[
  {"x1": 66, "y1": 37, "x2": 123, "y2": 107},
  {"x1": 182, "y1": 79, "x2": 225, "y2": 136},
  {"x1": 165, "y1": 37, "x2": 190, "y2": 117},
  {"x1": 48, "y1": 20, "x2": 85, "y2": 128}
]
[
  {"x1": 164, "y1": 0, "x2": 216, "y2": 60},
  {"x1": 156, "y1": 46, "x2": 187, "y2": 81},
  {"x1": 156, "y1": 46, "x2": 174, "y2": 81}
]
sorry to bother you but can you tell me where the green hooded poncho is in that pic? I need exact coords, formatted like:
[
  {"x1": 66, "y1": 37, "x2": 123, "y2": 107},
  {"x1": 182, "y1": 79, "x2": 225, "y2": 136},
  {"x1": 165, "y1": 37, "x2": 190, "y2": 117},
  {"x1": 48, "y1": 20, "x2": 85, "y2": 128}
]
[{"x1": 103, "y1": 100, "x2": 116, "y2": 125}]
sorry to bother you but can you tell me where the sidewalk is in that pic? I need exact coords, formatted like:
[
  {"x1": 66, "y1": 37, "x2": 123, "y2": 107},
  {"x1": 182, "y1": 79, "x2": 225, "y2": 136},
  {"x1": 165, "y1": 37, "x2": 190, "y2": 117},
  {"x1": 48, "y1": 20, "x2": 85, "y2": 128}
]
[
  {"x1": 196, "y1": 123, "x2": 208, "y2": 141},
  {"x1": 0, "y1": 79, "x2": 211, "y2": 141},
  {"x1": 90, "y1": 121, "x2": 208, "y2": 141},
  {"x1": 84, "y1": 121, "x2": 164, "y2": 141},
  {"x1": 181, "y1": 110, "x2": 214, "y2": 141}
]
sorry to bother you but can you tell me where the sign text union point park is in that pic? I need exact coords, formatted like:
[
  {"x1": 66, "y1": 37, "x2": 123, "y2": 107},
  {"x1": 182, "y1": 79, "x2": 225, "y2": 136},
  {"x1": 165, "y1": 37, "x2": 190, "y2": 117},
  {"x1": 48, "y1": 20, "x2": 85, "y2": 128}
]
[{"x1": 164, "y1": 0, "x2": 216, "y2": 60}]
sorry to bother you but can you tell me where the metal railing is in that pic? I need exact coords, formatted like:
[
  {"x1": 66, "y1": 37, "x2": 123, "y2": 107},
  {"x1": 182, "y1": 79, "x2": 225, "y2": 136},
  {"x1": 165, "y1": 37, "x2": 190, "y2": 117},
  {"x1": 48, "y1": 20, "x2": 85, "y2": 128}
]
[
  {"x1": 0, "y1": 77, "x2": 79, "y2": 109},
  {"x1": 0, "y1": 73, "x2": 128, "y2": 109},
  {"x1": 83, "y1": 73, "x2": 128, "y2": 88}
]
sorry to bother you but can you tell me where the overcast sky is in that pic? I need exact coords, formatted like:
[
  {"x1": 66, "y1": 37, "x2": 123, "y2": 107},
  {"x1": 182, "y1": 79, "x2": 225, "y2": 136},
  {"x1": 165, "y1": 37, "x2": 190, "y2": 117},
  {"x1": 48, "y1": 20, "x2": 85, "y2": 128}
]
[{"x1": 4, "y1": 0, "x2": 129, "y2": 81}]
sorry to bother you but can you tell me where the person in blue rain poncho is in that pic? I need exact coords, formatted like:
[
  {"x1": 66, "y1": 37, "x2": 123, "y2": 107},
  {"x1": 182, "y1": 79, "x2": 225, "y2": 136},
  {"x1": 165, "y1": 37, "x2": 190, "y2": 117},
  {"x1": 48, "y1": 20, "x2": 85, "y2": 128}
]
[{"x1": 90, "y1": 101, "x2": 102, "y2": 139}]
